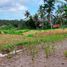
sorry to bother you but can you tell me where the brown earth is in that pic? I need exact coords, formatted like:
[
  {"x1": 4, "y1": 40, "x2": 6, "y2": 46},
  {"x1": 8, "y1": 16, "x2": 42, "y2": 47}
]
[{"x1": 0, "y1": 39, "x2": 67, "y2": 67}]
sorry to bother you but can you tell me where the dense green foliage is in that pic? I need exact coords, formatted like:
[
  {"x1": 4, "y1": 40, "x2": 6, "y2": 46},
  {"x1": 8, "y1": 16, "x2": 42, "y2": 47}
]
[{"x1": 0, "y1": 0, "x2": 67, "y2": 30}]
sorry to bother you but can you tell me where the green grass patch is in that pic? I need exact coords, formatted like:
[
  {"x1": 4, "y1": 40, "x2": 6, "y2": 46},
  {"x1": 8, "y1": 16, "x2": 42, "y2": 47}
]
[
  {"x1": 0, "y1": 29, "x2": 67, "y2": 54},
  {"x1": 27, "y1": 34, "x2": 34, "y2": 37},
  {"x1": 0, "y1": 29, "x2": 30, "y2": 35}
]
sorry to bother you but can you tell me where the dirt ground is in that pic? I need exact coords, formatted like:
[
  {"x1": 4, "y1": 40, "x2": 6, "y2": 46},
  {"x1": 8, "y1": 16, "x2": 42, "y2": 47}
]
[{"x1": 0, "y1": 39, "x2": 67, "y2": 67}]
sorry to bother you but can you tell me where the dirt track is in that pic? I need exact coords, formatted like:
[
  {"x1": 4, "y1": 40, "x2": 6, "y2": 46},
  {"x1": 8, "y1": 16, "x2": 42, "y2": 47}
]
[{"x1": 0, "y1": 39, "x2": 67, "y2": 67}]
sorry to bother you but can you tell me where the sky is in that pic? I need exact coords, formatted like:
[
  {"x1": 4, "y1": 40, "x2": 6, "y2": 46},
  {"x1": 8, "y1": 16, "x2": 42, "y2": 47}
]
[
  {"x1": 0, "y1": 0, "x2": 43, "y2": 20},
  {"x1": 0, "y1": 0, "x2": 66, "y2": 20}
]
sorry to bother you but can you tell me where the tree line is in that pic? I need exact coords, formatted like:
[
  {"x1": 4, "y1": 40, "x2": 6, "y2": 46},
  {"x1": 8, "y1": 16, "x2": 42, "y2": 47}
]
[{"x1": 0, "y1": 0, "x2": 67, "y2": 30}]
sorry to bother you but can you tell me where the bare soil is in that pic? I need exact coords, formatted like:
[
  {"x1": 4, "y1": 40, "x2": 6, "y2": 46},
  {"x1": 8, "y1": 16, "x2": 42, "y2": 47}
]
[{"x1": 0, "y1": 39, "x2": 67, "y2": 67}]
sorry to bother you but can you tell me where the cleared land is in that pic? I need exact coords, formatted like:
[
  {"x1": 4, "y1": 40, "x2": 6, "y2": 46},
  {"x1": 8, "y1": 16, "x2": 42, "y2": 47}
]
[
  {"x1": 0, "y1": 29, "x2": 67, "y2": 67},
  {"x1": 0, "y1": 39, "x2": 67, "y2": 67}
]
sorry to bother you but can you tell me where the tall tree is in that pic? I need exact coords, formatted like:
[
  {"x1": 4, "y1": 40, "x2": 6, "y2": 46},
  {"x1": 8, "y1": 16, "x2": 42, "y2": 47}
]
[
  {"x1": 38, "y1": 5, "x2": 45, "y2": 19},
  {"x1": 38, "y1": 0, "x2": 56, "y2": 29},
  {"x1": 43, "y1": 0, "x2": 56, "y2": 29},
  {"x1": 24, "y1": 10, "x2": 30, "y2": 19},
  {"x1": 56, "y1": 2, "x2": 67, "y2": 26}
]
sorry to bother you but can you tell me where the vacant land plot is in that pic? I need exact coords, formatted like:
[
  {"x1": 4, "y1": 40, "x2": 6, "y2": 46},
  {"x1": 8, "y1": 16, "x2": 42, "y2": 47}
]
[
  {"x1": 0, "y1": 29, "x2": 67, "y2": 52},
  {"x1": 0, "y1": 39, "x2": 67, "y2": 67},
  {"x1": 0, "y1": 29, "x2": 67, "y2": 67}
]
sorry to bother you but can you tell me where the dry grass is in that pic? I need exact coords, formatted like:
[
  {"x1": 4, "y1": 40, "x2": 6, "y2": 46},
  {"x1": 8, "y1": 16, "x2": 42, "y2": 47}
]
[
  {"x1": 0, "y1": 34, "x2": 23, "y2": 45},
  {"x1": 0, "y1": 28, "x2": 67, "y2": 46}
]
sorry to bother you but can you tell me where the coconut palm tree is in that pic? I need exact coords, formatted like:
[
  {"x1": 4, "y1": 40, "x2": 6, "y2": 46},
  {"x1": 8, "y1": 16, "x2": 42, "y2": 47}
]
[
  {"x1": 38, "y1": 0, "x2": 56, "y2": 29},
  {"x1": 56, "y1": 3, "x2": 67, "y2": 27},
  {"x1": 38, "y1": 5, "x2": 45, "y2": 19},
  {"x1": 24, "y1": 10, "x2": 30, "y2": 19}
]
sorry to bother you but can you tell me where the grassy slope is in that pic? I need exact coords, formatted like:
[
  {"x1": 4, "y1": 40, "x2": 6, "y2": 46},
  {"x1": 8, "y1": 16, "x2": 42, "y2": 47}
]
[{"x1": 0, "y1": 28, "x2": 67, "y2": 53}]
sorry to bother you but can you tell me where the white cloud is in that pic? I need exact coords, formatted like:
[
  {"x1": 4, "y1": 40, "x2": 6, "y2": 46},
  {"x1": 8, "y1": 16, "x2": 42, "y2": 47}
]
[
  {"x1": 19, "y1": 0, "x2": 43, "y2": 7},
  {"x1": 38, "y1": 0, "x2": 44, "y2": 5},
  {"x1": 8, "y1": 4, "x2": 27, "y2": 12},
  {"x1": 0, "y1": 0, "x2": 27, "y2": 12},
  {"x1": 0, "y1": 0, "x2": 43, "y2": 13},
  {"x1": 0, "y1": 0, "x2": 11, "y2": 5}
]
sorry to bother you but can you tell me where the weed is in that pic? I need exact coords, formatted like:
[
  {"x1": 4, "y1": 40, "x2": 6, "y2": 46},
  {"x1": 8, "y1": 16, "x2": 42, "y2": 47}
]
[
  {"x1": 7, "y1": 54, "x2": 13, "y2": 59},
  {"x1": 27, "y1": 44, "x2": 39, "y2": 62},
  {"x1": 27, "y1": 34, "x2": 33, "y2": 37},
  {"x1": 0, "y1": 44, "x2": 14, "y2": 54},
  {"x1": 64, "y1": 50, "x2": 67, "y2": 57},
  {"x1": 0, "y1": 29, "x2": 67, "y2": 55},
  {"x1": 43, "y1": 44, "x2": 55, "y2": 58}
]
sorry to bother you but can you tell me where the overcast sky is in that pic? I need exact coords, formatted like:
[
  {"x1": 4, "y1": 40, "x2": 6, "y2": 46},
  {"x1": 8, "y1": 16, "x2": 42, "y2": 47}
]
[{"x1": 0, "y1": 0, "x2": 65, "y2": 20}]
